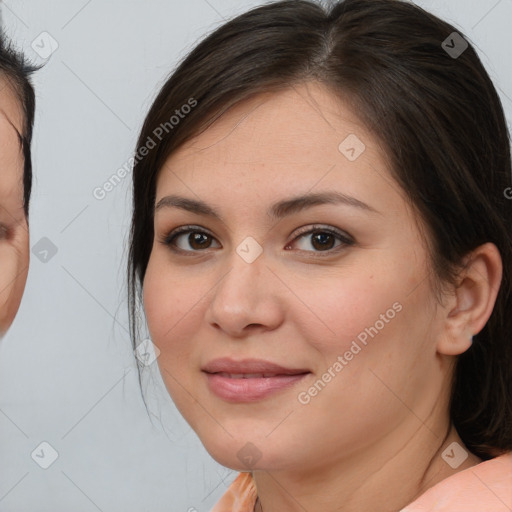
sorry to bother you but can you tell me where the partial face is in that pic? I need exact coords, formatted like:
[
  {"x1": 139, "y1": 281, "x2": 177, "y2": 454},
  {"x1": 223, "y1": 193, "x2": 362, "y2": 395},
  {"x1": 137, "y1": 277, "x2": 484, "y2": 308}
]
[
  {"x1": 0, "y1": 79, "x2": 29, "y2": 336},
  {"x1": 143, "y1": 83, "x2": 449, "y2": 472}
]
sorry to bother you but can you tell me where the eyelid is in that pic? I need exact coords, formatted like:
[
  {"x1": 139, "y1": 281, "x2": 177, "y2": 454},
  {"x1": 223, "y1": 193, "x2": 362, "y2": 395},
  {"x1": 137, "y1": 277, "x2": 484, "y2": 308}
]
[
  {"x1": 160, "y1": 224, "x2": 217, "y2": 254},
  {"x1": 285, "y1": 224, "x2": 354, "y2": 256},
  {"x1": 161, "y1": 224, "x2": 214, "y2": 243},
  {"x1": 291, "y1": 224, "x2": 353, "y2": 244}
]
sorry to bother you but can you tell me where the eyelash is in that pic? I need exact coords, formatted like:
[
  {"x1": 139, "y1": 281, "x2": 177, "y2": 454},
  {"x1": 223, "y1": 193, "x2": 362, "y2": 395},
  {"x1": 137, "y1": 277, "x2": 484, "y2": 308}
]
[{"x1": 160, "y1": 224, "x2": 354, "y2": 257}]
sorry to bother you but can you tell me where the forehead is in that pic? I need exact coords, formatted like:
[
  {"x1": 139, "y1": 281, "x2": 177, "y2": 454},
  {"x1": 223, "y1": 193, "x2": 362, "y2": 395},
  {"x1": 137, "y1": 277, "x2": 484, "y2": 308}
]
[
  {"x1": 156, "y1": 82, "x2": 402, "y2": 210},
  {"x1": 166, "y1": 83, "x2": 372, "y2": 167}
]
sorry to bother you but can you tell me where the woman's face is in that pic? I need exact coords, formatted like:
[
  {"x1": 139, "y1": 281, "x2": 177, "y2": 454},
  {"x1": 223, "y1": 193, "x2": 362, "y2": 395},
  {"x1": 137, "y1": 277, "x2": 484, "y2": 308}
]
[
  {"x1": 0, "y1": 80, "x2": 29, "y2": 336},
  {"x1": 143, "y1": 83, "x2": 452, "y2": 472}
]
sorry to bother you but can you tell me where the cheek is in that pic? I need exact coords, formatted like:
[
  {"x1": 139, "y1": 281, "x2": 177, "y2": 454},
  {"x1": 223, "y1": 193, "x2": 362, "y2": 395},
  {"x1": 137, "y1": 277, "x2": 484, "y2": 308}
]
[
  {"x1": 0, "y1": 234, "x2": 29, "y2": 334},
  {"x1": 142, "y1": 259, "x2": 223, "y2": 437},
  {"x1": 296, "y1": 262, "x2": 435, "y2": 410},
  {"x1": 296, "y1": 270, "x2": 404, "y2": 359},
  {"x1": 0, "y1": 260, "x2": 28, "y2": 335},
  {"x1": 301, "y1": 271, "x2": 437, "y2": 416},
  {"x1": 143, "y1": 256, "x2": 204, "y2": 361},
  {"x1": 0, "y1": 250, "x2": 18, "y2": 333}
]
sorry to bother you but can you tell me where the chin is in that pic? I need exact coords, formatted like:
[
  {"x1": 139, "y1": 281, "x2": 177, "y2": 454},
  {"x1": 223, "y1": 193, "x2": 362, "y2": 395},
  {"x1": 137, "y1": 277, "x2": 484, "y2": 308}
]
[
  {"x1": 205, "y1": 444, "x2": 267, "y2": 472},
  {"x1": 196, "y1": 428, "x2": 295, "y2": 473}
]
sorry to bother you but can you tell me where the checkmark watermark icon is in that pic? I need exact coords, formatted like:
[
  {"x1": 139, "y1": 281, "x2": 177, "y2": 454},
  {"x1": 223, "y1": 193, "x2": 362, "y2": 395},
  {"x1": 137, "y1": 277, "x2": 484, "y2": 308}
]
[
  {"x1": 441, "y1": 441, "x2": 469, "y2": 469},
  {"x1": 31, "y1": 32, "x2": 59, "y2": 59},
  {"x1": 441, "y1": 32, "x2": 468, "y2": 59},
  {"x1": 236, "y1": 442, "x2": 263, "y2": 469},
  {"x1": 134, "y1": 338, "x2": 160, "y2": 366},
  {"x1": 338, "y1": 134, "x2": 366, "y2": 161},
  {"x1": 31, "y1": 441, "x2": 59, "y2": 469},
  {"x1": 31, "y1": 237, "x2": 58, "y2": 263},
  {"x1": 236, "y1": 237, "x2": 263, "y2": 264}
]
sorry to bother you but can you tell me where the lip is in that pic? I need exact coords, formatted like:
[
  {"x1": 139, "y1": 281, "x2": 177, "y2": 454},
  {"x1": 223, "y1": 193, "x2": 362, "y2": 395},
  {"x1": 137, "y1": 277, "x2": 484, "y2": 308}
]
[{"x1": 202, "y1": 358, "x2": 310, "y2": 402}]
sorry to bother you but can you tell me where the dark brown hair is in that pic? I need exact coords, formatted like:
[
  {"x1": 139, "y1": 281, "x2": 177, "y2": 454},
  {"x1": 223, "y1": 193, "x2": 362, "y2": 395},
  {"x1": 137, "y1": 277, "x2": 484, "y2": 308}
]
[
  {"x1": 0, "y1": 34, "x2": 38, "y2": 216},
  {"x1": 128, "y1": 0, "x2": 512, "y2": 459}
]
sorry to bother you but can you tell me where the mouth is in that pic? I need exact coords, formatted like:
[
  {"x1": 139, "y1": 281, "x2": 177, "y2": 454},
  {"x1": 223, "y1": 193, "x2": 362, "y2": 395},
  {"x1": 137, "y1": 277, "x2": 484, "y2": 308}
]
[
  {"x1": 202, "y1": 358, "x2": 311, "y2": 402},
  {"x1": 202, "y1": 357, "x2": 310, "y2": 375}
]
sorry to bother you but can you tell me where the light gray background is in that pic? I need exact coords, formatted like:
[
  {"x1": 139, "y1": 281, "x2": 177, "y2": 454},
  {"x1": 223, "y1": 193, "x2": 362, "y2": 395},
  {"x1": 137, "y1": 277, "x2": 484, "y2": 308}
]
[{"x1": 0, "y1": 1, "x2": 510, "y2": 511}]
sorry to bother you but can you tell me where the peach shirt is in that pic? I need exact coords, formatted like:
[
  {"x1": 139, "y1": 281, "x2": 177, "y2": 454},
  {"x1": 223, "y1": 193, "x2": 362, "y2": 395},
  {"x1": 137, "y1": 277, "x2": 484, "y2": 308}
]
[{"x1": 211, "y1": 452, "x2": 512, "y2": 512}]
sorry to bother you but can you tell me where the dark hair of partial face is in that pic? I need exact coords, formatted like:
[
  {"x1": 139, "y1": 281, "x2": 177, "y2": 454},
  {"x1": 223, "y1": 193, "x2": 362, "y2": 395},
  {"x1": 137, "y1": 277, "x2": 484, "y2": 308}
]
[
  {"x1": 128, "y1": 0, "x2": 512, "y2": 460},
  {"x1": 0, "y1": 34, "x2": 38, "y2": 217}
]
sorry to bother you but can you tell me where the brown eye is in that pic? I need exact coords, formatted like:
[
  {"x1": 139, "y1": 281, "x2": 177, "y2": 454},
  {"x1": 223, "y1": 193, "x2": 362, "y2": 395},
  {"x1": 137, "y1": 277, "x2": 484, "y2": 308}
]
[
  {"x1": 162, "y1": 226, "x2": 220, "y2": 253},
  {"x1": 286, "y1": 225, "x2": 354, "y2": 254},
  {"x1": 186, "y1": 232, "x2": 214, "y2": 250},
  {"x1": 310, "y1": 231, "x2": 337, "y2": 251}
]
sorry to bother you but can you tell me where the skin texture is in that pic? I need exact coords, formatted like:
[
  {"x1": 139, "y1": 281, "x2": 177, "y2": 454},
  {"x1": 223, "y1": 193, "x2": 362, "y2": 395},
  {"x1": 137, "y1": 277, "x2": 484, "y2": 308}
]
[
  {"x1": 143, "y1": 82, "x2": 502, "y2": 512},
  {"x1": 0, "y1": 78, "x2": 29, "y2": 337}
]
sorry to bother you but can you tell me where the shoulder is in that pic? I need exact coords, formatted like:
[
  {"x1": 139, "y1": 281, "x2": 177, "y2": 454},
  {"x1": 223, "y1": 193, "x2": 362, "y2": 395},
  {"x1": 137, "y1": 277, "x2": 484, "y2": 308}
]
[
  {"x1": 401, "y1": 452, "x2": 512, "y2": 511},
  {"x1": 210, "y1": 472, "x2": 257, "y2": 512}
]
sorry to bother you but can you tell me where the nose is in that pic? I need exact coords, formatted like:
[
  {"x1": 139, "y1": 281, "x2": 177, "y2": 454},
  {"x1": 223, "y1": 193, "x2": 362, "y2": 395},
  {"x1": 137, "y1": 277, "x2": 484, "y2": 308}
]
[{"x1": 204, "y1": 245, "x2": 285, "y2": 338}]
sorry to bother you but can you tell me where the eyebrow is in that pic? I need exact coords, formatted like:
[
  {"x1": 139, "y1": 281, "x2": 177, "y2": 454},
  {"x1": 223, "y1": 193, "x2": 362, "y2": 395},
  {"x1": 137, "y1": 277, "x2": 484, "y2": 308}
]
[{"x1": 155, "y1": 191, "x2": 380, "y2": 221}]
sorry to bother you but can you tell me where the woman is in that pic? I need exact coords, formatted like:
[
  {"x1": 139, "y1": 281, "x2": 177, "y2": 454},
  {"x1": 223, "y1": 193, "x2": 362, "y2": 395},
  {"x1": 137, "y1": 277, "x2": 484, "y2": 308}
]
[
  {"x1": 0, "y1": 38, "x2": 37, "y2": 336},
  {"x1": 128, "y1": 0, "x2": 512, "y2": 510}
]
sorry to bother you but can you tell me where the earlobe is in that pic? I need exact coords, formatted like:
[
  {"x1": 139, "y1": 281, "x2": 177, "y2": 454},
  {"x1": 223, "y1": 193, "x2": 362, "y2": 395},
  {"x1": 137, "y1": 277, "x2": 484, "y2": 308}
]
[
  {"x1": 437, "y1": 323, "x2": 473, "y2": 356},
  {"x1": 437, "y1": 243, "x2": 502, "y2": 356}
]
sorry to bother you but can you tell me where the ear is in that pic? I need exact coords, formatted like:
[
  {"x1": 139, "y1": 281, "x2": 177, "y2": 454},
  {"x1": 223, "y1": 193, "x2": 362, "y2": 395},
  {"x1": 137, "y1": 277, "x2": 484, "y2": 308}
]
[{"x1": 437, "y1": 243, "x2": 503, "y2": 356}]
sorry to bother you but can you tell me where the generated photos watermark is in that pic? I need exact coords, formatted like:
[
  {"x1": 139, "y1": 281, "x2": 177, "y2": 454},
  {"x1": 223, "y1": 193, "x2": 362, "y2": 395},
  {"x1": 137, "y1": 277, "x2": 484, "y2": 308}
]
[
  {"x1": 93, "y1": 97, "x2": 197, "y2": 200},
  {"x1": 297, "y1": 301, "x2": 403, "y2": 405}
]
